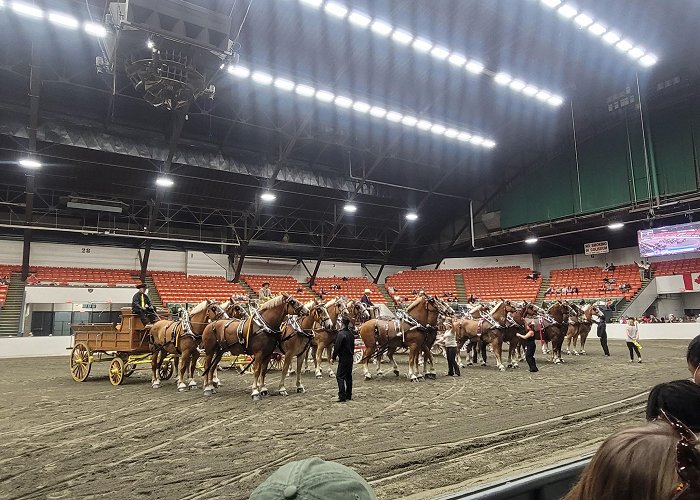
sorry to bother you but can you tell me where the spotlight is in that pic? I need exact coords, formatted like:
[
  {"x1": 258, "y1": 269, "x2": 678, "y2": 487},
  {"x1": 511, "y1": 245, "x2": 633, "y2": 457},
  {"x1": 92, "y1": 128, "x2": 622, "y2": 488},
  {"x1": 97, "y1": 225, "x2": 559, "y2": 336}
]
[
  {"x1": 524, "y1": 236, "x2": 538, "y2": 244},
  {"x1": 343, "y1": 203, "x2": 357, "y2": 213},
  {"x1": 260, "y1": 192, "x2": 276, "y2": 202},
  {"x1": 146, "y1": 38, "x2": 155, "y2": 49},
  {"x1": 11, "y1": 1, "x2": 42, "y2": 18},
  {"x1": 19, "y1": 158, "x2": 41, "y2": 169},
  {"x1": 405, "y1": 212, "x2": 418, "y2": 221},
  {"x1": 608, "y1": 222, "x2": 625, "y2": 230},
  {"x1": 48, "y1": 11, "x2": 79, "y2": 29},
  {"x1": 84, "y1": 22, "x2": 107, "y2": 37},
  {"x1": 155, "y1": 176, "x2": 174, "y2": 187}
]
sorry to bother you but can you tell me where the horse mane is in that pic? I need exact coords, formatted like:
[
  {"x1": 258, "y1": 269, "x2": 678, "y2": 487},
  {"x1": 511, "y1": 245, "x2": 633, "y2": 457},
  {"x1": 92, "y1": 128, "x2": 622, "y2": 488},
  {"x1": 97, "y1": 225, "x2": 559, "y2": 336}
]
[
  {"x1": 189, "y1": 300, "x2": 209, "y2": 316},
  {"x1": 489, "y1": 301, "x2": 504, "y2": 316},
  {"x1": 258, "y1": 294, "x2": 286, "y2": 312},
  {"x1": 304, "y1": 300, "x2": 316, "y2": 310},
  {"x1": 406, "y1": 295, "x2": 424, "y2": 312},
  {"x1": 325, "y1": 297, "x2": 338, "y2": 308}
]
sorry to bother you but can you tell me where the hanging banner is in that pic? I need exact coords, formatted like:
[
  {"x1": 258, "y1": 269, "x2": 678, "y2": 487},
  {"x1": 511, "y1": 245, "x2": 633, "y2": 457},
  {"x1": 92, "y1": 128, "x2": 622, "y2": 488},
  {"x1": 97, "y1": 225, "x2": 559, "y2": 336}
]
[{"x1": 584, "y1": 241, "x2": 609, "y2": 255}]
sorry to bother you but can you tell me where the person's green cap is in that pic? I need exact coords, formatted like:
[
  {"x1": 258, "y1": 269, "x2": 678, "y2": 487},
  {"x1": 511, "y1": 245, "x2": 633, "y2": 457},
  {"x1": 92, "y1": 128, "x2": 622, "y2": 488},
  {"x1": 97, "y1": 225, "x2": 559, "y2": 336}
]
[{"x1": 250, "y1": 458, "x2": 377, "y2": 500}]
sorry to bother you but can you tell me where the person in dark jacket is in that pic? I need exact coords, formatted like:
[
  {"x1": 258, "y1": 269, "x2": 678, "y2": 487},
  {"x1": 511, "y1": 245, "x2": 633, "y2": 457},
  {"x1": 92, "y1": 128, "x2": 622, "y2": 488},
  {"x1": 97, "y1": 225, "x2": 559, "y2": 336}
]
[
  {"x1": 332, "y1": 317, "x2": 354, "y2": 402},
  {"x1": 595, "y1": 315, "x2": 610, "y2": 356},
  {"x1": 517, "y1": 323, "x2": 538, "y2": 372},
  {"x1": 132, "y1": 283, "x2": 158, "y2": 326}
]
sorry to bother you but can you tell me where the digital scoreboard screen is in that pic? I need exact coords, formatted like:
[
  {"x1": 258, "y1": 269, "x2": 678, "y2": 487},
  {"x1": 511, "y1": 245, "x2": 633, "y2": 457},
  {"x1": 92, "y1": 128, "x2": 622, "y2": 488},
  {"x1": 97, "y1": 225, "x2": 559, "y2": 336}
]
[{"x1": 638, "y1": 221, "x2": 700, "y2": 257}]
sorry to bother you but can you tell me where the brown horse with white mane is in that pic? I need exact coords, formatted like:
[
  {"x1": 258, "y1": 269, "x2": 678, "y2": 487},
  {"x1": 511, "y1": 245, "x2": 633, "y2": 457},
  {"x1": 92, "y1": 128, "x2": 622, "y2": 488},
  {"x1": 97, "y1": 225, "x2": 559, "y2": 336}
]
[
  {"x1": 149, "y1": 299, "x2": 226, "y2": 390},
  {"x1": 358, "y1": 292, "x2": 444, "y2": 382},
  {"x1": 452, "y1": 301, "x2": 515, "y2": 371},
  {"x1": 277, "y1": 300, "x2": 333, "y2": 396},
  {"x1": 200, "y1": 294, "x2": 308, "y2": 399}
]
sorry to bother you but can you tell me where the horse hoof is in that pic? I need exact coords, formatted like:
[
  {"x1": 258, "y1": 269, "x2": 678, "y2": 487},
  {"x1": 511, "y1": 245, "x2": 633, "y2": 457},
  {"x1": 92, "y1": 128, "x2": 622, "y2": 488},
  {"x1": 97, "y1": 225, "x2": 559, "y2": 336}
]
[
  {"x1": 213, "y1": 381, "x2": 221, "y2": 388},
  {"x1": 279, "y1": 389, "x2": 288, "y2": 397},
  {"x1": 467, "y1": 362, "x2": 473, "y2": 367},
  {"x1": 499, "y1": 366, "x2": 506, "y2": 372},
  {"x1": 188, "y1": 381, "x2": 197, "y2": 389},
  {"x1": 303, "y1": 368, "x2": 311, "y2": 374},
  {"x1": 328, "y1": 372, "x2": 334, "y2": 378},
  {"x1": 203, "y1": 389, "x2": 212, "y2": 397},
  {"x1": 393, "y1": 370, "x2": 400, "y2": 377},
  {"x1": 252, "y1": 393, "x2": 261, "y2": 401},
  {"x1": 364, "y1": 374, "x2": 372, "y2": 380},
  {"x1": 296, "y1": 386, "x2": 305, "y2": 394},
  {"x1": 152, "y1": 382, "x2": 161, "y2": 389},
  {"x1": 315, "y1": 374, "x2": 323, "y2": 379},
  {"x1": 260, "y1": 390, "x2": 268, "y2": 397},
  {"x1": 480, "y1": 362, "x2": 486, "y2": 367},
  {"x1": 376, "y1": 372, "x2": 383, "y2": 378},
  {"x1": 581, "y1": 350, "x2": 586, "y2": 355}
]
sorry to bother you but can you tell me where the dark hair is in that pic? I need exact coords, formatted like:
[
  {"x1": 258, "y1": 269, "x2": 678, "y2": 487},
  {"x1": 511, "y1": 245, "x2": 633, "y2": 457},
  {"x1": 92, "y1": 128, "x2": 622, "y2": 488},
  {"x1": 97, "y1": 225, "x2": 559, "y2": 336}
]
[{"x1": 688, "y1": 334, "x2": 700, "y2": 368}]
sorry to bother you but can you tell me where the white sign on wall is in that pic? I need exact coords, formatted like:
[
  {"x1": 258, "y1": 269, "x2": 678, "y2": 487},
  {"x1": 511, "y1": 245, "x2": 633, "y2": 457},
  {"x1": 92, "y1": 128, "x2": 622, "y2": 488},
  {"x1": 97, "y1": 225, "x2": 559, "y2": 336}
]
[{"x1": 584, "y1": 241, "x2": 609, "y2": 255}]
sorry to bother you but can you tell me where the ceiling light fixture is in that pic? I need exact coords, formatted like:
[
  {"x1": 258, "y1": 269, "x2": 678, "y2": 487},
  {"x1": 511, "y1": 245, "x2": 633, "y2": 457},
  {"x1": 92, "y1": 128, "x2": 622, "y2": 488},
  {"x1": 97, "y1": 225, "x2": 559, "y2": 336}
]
[
  {"x1": 155, "y1": 176, "x2": 174, "y2": 187},
  {"x1": 405, "y1": 212, "x2": 418, "y2": 221},
  {"x1": 588, "y1": 23, "x2": 607, "y2": 36},
  {"x1": 524, "y1": 236, "x2": 539, "y2": 244},
  {"x1": 323, "y1": 1, "x2": 348, "y2": 18},
  {"x1": 19, "y1": 158, "x2": 41, "y2": 169},
  {"x1": 574, "y1": 13, "x2": 593, "y2": 28},
  {"x1": 294, "y1": 84, "x2": 316, "y2": 97},
  {"x1": 370, "y1": 20, "x2": 393, "y2": 36},
  {"x1": 84, "y1": 22, "x2": 107, "y2": 37},
  {"x1": 556, "y1": 4, "x2": 578, "y2": 18},
  {"x1": 48, "y1": 11, "x2": 79, "y2": 29},
  {"x1": 541, "y1": 0, "x2": 561, "y2": 7},
  {"x1": 608, "y1": 222, "x2": 625, "y2": 230},
  {"x1": 347, "y1": 11, "x2": 371, "y2": 27},
  {"x1": 352, "y1": 101, "x2": 371, "y2": 113},
  {"x1": 273, "y1": 77, "x2": 296, "y2": 91},
  {"x1": 343, "y1": 203, "x2": 357, "y2": 213},
  {"x1": 260, "y1": 192, "x2": 276, "y2": 202},
  {"x1": 11, "y1": 1, "x2": 42, "y2": 18}
]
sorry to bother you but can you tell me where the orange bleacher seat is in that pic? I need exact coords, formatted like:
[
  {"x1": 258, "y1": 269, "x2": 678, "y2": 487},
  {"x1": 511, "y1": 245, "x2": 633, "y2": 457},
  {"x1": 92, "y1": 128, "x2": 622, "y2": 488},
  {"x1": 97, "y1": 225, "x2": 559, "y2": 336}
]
[
  {"x1": 311, "y1": 276, "x2": 385, "y2": 304},
  {"x1": 152, "y1": 272, "x2": 248, "y2": 306},
  {"x1": 548, "y1": 264, "x2": 641, "y2": 300},
  {"x1": 241, "y1": 274, "x2": 316, "y2": 302},
  {"x1": 653, "y1": 258, "x2": 700, "y2": 276}
]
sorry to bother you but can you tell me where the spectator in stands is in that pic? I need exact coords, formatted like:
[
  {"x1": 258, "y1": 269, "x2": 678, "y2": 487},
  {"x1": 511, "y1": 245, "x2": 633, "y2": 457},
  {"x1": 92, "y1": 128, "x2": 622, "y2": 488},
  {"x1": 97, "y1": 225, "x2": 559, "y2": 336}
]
[
  {"x1": 25, "y1": 273, "x2": 39, "y2": 285},
  {"x1": 625, "y1": 318, "x2": 642, "y2": 363},
  {"x1": 517, "y1": 322, "x2": 538, "y2": 372},
  {"x1": 563, "y1": 418, "x2": 700, "y2": 500},
  {"x1": 526, "y1": 271, "x2": 540, "y2": 280},
  {"x1": 387, "y1": 286, "x2": 395, "y2": 295},
  {"x1": 259, "y1": 282, "x2": 272, "y2": 302},
  {"x1": 0, "y1": 274, "x2": 8, "y2": 285},
  {"x1": 132, "y1": 283, "x2": 158, "y2": 326},
  {"x1": 319, "y1": 287, "x2": 327, "y2": 299},
  {"x1": 467, "y1": 293, "x2": 477, "y2": 304},
  {"x1": 604, "y1": 262, "x2": 616, "y2": 272},
  {"x1": 330, "y1": 283, "x2": 341, "y2": 291},
  {"x1": 341, "y1": 276, "x2": 349, "y2": 281},
  {"x1": 593, "y1": 314, "x2": 610, "y2": 356},
  {"x1": 646, "y1": 334, "x2": 700, "y2": 432},
  {"x1": 250, "y1": 457, "x2": 377, "y2": 499},
  {"x1": 619, "y1": 282, "x2": 631, "y2": 292}
]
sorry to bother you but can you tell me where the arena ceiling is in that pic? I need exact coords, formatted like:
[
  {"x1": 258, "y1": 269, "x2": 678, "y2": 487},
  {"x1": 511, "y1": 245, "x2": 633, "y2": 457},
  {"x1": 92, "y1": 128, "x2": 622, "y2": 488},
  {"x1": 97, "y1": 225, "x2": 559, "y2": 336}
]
[{"x1": 0, "y1": 0, "x2": 698, "y2": 268}]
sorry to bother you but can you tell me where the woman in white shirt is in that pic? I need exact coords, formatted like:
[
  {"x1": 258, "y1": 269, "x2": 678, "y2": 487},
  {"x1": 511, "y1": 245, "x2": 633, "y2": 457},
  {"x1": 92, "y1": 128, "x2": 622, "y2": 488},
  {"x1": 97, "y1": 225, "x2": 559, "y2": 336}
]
[{"x1": 625, "y1": 318, "x2": 642, "y2": 363}]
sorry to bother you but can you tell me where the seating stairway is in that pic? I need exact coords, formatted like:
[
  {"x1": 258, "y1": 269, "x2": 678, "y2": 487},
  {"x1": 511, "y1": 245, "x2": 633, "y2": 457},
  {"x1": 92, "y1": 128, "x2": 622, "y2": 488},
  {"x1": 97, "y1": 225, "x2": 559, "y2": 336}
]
[{"x1": 0, "y1": 273, "x2": 26, "y2": 336}]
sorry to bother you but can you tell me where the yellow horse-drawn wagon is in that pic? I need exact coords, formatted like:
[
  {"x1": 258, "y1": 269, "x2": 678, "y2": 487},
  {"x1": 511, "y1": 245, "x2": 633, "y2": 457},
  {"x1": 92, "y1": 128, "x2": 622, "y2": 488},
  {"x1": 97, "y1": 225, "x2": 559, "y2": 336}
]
[{"x1": 69, "y1": 307, "x2": 174, "y2": 386}]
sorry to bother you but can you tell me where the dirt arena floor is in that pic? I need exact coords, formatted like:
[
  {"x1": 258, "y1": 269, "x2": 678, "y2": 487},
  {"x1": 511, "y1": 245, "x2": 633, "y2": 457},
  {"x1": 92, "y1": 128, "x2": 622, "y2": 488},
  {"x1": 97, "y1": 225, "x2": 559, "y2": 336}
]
[{"x1": 0, "y1": 339, "x2": 691, "y2": 500}]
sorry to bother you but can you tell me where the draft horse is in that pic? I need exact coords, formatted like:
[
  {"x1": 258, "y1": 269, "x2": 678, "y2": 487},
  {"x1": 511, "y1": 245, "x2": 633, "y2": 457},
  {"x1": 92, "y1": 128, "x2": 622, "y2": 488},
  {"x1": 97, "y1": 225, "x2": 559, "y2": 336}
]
[{"x1": 200, "y1": 294, "x2": 309, "y2": 399}]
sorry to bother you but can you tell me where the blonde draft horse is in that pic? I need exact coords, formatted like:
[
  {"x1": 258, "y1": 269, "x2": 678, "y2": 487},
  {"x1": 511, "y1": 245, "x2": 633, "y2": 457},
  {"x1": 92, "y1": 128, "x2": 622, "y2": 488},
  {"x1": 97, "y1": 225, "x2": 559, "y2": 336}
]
[
  {"x1": 200, "y1": 300, "x2": 249, "y2": 390},
  {"x1": 358, "y1": 293, "x2": 440, "y2": 382},
  {"x1": 565, "y1": 303, "x2": 599, "y2": 355},
  {"x1": 149, "y1": 299, "x2": 223, "y2": 390},
  {"x1": 452, "y1": 301, "x2": 512, "y2": 371},
  {"x1": 309, "y1": 297, "x2": 348, "y2": 379},
  {"x1": 277, "y1": 301, "x2": 333, "y2": 396},
  {"x1": 200, "y1": 294, "x2": 309, "y2": 399},
  {"x1": 418, "y1": 297, "x2": 456, "y2": 379}
]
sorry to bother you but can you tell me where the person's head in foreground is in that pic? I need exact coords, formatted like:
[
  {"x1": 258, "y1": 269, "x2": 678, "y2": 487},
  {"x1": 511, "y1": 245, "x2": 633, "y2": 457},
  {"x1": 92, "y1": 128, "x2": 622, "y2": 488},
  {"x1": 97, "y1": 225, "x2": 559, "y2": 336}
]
[
  {"x1": 564, "y1": 414, "x2": 700, "y2": 500},
  {"x1": 646, "y1": 334, "x2": 700, "y2": 431},
  {"x1": 250, "y1": 457, "x2": 377, "y2": 500}
]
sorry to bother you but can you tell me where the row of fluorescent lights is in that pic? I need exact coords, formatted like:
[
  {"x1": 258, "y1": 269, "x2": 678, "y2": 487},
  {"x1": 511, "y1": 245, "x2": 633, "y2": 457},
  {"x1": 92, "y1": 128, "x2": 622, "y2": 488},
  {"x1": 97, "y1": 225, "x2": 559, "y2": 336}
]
[
  {"x1": 227, "y1": 63, "x2": 497, "y2": 148},
  {"x1": 540, "y1": 0, "x2": 657, "y2": 67},
  {"x1": 296, "y1": 0, "x2": 565, "y2": 107},
  {"x1": 524, "y1": 221, "x2": 624, "y2": 244},
  {"x1": 19, "y1": 160, "x2": 422, "y2": 221},
  {"x1": 0, "y1": 1, "x2": 107, "y2": 37}
]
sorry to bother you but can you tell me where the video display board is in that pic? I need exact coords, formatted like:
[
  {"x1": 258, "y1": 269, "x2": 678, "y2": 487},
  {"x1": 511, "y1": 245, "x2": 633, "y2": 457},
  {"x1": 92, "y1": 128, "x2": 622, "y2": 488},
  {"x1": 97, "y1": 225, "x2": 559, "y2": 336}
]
[{"x1": 638, "y1": 221, "x2": 700, "y2": 257}]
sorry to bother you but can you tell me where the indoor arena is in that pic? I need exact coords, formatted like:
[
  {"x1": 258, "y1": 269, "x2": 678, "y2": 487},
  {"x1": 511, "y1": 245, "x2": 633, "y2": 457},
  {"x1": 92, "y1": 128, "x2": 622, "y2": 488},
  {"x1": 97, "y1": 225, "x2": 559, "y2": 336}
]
[{"x1": 0, "y1": 1, "x2": 699, "y2": 500}]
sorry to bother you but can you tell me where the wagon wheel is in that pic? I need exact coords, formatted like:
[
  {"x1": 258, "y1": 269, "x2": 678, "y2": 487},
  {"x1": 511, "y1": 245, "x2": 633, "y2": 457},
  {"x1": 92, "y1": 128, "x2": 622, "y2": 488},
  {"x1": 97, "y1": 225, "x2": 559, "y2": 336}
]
[
  {"x1": 159, "y1": 359, "x2": 174, "y2": 380},
  {"x1": 108, "y1": 357, "x2": 125, "y2": 386},
  {"x1": 353, "y1": 350, "x2": 363, "y2": 364},
  {"x1": 70, "y1": 343, "x2": 92, "y2": 382},
  {"x1": 430, "y1": 344, "x2": 445, "y2": 357},
  {"x1": 123, "y1": 363, "x2": 136, "y2": 378},
  {"x1": 268, "y1": 354, "x2": 284, "y2": 371}
]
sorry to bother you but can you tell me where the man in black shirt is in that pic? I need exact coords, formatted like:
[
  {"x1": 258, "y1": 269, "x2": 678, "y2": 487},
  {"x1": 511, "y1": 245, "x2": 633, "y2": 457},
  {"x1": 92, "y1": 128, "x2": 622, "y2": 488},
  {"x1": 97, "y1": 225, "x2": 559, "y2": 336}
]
[
  {"x1": 332, "y1": 317, "x2": 354, "y2": 402},
  {"x1": 594, "y1": 315, "x2": 610, "y2": 356},
  {"x1": 132, "y1": 283, "x2": 158, "y2": 327}
]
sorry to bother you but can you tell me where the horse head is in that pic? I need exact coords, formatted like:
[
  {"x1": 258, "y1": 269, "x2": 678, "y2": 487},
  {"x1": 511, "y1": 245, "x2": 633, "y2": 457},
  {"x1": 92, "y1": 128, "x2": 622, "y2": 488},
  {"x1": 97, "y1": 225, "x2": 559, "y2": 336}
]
[
  {"x1": 310, "y1": 301, "x2": 333, "y2": 331},
  {"x1": 283, "y1": 293, "x2": 309, "y2": 317},
  {"x1": 347, "y1": 299, "x2": 370, "y2": 323},
  {"x1": 226, "y1": 301, "x2": 248, "y2": 319},
  {"x1": 207, "y1": 299, "x2": 228, "y2": 321}
]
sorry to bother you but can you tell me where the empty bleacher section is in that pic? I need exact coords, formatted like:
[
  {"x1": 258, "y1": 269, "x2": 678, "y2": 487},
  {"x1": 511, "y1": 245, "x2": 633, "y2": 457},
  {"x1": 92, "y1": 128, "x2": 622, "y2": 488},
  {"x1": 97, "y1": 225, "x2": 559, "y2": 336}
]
[
  {"x1": 461, "y1": 267, "x2": 541, "y2": 301},
  {"x1": 152, "y1": 272, "x2": 247, "y2": 306},
  {"x1": 653, "y1": 258, "x2": 700, "y2": 276},
  {"x1": 311, "y1": 277, "x2": 385, "y2": 304},
  {"x1": 27, "y1": 266, "x2": 138, "y2": 287},
  {"x1": 548, "y1": 264, "x2": 641, "y2": 300},
  {"x1": 241, "y1": 274, "x2": 316, "y2": 302}
]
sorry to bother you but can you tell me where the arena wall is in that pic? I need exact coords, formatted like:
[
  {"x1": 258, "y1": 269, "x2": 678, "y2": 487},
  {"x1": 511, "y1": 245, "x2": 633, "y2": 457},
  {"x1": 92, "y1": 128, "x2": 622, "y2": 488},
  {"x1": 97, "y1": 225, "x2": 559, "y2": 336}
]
[{"x1": 439, "y1": 254, "x2": 535, "y2": 270}]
